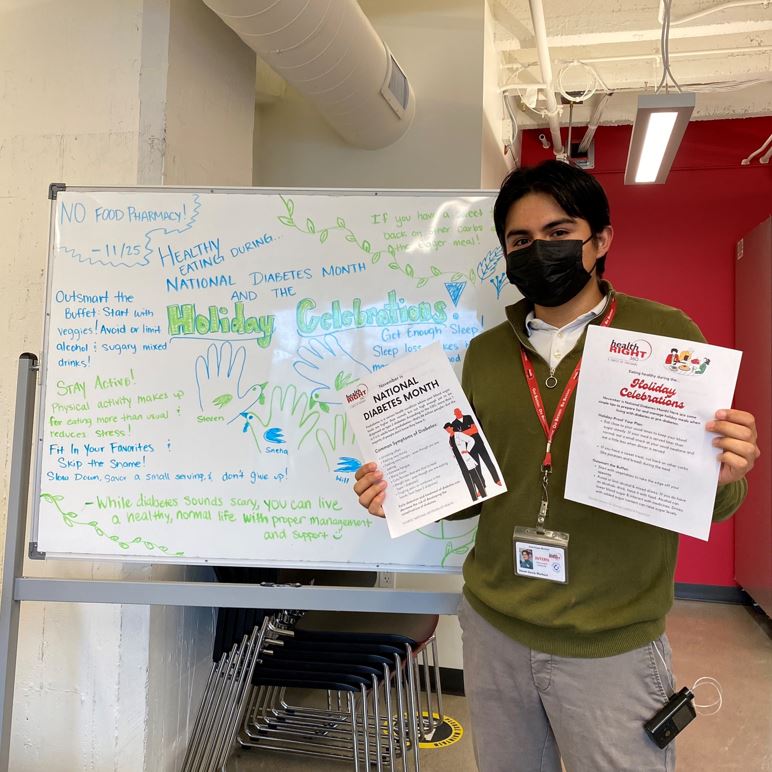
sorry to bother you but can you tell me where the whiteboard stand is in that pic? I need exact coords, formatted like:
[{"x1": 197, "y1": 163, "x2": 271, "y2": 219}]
[
  {"x1": 0, "y1": 354, "x2": 461, "y2": 772},
  {"x1": 0, "y1": 355, "x2": 37, "y2": 771}
]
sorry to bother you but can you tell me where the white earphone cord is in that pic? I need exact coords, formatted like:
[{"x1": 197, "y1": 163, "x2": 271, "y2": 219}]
[
  {"x1": 692, "y1": 677, "x2": 723, "y2": 716},
  {"x1": 653, "y1": 642, "x2": 723, "y2": 716}
]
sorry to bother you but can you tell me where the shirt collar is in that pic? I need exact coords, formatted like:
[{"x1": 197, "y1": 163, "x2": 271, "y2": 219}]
[
  {"x1": 525, "y1": 293, "x2": 609, "y2": 336},
  {"x1": 506, "y1": 281, "x2": 617, "y2": 350}
]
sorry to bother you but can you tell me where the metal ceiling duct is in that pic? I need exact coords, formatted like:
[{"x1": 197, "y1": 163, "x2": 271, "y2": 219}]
[{"x1": 203, "y1": 0, "x2": 416, "y2": 149}]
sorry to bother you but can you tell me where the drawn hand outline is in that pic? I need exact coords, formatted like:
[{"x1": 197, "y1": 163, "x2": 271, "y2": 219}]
[
  {"x1": 293, "y1": 334, "x2": 371, "y2": 405},
  {"x1": 241, "y1": 384, "x2": 321, "y2": 453},
  {"x1": 194, "y1": 342, "x2": 264, "y2": 422},
  {"x1": 315, "y1": 413, "x2": 360, "y2": 473},
  {"x1": 417, "y1": 520, "x2": 478, "y2": 567}
]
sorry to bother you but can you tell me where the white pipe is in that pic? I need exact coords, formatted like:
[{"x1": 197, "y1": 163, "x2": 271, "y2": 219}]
[
  {"x1": 499, "y1": 82, "x2": 549, "y2": 91},
  {"x1": 503, "y1": 44, "x2": 772, "y2": 69},
  {"x1": 671, "y1": 0, "x2": 769, "y2": 25},
  {"x1": 578, "y1": 44, "x2": 772, "y2": 62},
  {"x1": 741, "y1": 133, "x2": 772, "y2": 165},
  {"x1": 202, "y1": 0, "x2": 415, "y2": 149},
  {"x1": 578, "y1": 92, "x2": 611, "y2": 153},
  {"x1": 527, "y1": 0, "x2": 564, "y2": 155}
]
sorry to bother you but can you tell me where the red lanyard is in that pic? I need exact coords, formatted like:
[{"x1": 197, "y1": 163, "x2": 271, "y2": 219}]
[{"x1": 520, "y1": 297, "x2": 617, "y2": 471}]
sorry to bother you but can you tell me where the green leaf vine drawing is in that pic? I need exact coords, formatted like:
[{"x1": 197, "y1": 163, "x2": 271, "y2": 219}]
[
  {"x1": 41, "y1": 492, "x2": 184, "y2": 556},
  {"x1": 277, "y1": 195, "x2": 478, "y2": 289},
  {"x1": 417, "y1": 520, "x2": 478, "y2": 567}
]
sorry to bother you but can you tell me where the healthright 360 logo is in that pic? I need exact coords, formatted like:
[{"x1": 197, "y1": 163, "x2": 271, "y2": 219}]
[
  {"x1": 608, "y1": 337, "x2": 652, "y2": 362},
  {"x1": 344, "y1": 383, "x2": 368, "y2": 404}
]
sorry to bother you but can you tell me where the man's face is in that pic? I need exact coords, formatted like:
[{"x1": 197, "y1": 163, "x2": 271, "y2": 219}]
[
  {"x1": 445, "y1": 426, "x2": 454, "y2": 435},
  {"x1": 453, "y1": 408, "x2": 462, "y2": 419},
  {"x1": 503, "y1": 192, "x2": 611, "y2": 276}
]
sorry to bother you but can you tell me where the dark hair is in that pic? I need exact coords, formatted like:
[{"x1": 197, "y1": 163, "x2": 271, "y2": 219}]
[
  {"x1": 443, "y1": 422, "x2": 454, "y2": 430},
  {"x1": 494, "y1": 160, "x2": 612, "y2": 276}
]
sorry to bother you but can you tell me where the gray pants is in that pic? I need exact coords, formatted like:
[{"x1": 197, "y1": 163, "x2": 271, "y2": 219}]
[{"x1": 459, "y1": 596, "x2": 676, "y2": 772}]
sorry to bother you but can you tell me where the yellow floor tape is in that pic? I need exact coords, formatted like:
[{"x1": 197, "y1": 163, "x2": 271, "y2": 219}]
[{"x1": 417, "y1": 712, "x2": 464, "y2": 749}]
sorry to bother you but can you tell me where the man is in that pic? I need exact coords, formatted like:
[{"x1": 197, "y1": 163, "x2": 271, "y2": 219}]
[
  {"x1": 354, "y1": 161, "x2": 759, "y2": 772},
  {"x1": 518, "y1": 548, "x2": 533, "y2": 570},
  {"x1": 450, "y1": 406, "x2": 503, "y2": 486},
  {"x1": 445, "y1": 422, "x2": 487, "y2": 501}
]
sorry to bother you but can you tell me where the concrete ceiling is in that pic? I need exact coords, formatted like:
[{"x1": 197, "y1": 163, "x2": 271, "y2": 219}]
[{"x1": 490, "y1": 0, "x2": 772, "y2": 128}]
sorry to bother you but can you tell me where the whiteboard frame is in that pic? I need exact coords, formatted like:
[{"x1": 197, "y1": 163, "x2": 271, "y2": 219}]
[{"x1": 33, "y1": 184, "x2": 496, "y2": 570}]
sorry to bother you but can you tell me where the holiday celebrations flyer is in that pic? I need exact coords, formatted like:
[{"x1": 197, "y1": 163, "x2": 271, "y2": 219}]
[
  {"x1": 345, "y1": 342, "x2": 506, "y2": 537},
  {"x1": 565, "y1": 326, "x2": 742, "y2": 540}
]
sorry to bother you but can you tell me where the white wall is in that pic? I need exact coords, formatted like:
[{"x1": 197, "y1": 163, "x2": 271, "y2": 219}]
[
  {"x1": 481, "y1": 0, "x2": 510, "y2": 188},
  {"x1": 0, "y1": 1, "x2": 254, "y2": 768},
  {"x1": 255, "y1": 0, "x2": 489, "y2": 189},
  {"x1": 164, "y1": 0, "x2": 255, "y2": 186}
]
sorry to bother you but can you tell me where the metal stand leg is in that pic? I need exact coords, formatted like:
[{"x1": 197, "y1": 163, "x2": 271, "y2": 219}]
[{"x1": 0, "y1": 355, "x2": 38, "y2": 772}]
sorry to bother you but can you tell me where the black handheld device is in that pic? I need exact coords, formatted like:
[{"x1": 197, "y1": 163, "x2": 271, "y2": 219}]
[{"x1": 644, "y1": 687, "x2": 696, "y2": 748}]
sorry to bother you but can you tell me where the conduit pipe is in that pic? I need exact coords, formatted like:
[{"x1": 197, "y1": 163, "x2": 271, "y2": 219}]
[
  {"x1": 578, "y1": 92, "x2": 611, "y2": 154},
  {"x1": 527, "y1": 0, "x2": 565, "y2": 156},
  {"x1": 663, "y1": 0, "x2": 769, "y2": 25},
  {"x1": 505, "y1": 44, "x2": 772, "y2": 68},
  {"x1": 741, "y1": 132, "x2": 772, "y2": 164},
  {"x1": 202, "y1": 0, "x2": 415, "y2": 149}
]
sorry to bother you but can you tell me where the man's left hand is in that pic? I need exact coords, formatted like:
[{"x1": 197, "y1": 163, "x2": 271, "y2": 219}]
[{"x1": 707, "y1": 409, "x2": 760, "y2": 486}]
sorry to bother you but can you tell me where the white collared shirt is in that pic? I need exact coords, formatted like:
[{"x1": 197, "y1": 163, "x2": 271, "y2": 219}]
[
  {"x1": 452, "y1": 432, "x2": 478, "y2": 469},
  {"x1": 525, "y1": 295, "x2": 609, "y2": 371}
]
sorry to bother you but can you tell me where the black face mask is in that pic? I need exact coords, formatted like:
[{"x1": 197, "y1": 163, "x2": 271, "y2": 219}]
[{"x1": 505, "y1": 237, "x2": 596, "y2": 307}]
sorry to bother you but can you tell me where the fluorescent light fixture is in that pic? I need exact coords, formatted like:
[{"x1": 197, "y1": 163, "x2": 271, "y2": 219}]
[{"x1": 624, "y1": 93, "x2": 695, "y2": 185}]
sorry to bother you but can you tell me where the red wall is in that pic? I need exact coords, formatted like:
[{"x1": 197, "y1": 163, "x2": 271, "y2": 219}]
[{"x1": 521, "y1": 116, "x2": 772, "y2": 586}]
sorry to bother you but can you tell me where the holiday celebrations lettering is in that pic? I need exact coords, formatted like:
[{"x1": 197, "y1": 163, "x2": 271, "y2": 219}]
[{"x1": 619, "y1": 377, "x2": 685, "y2": 409}]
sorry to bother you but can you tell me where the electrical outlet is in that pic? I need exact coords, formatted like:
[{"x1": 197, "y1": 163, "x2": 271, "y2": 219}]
[{"x1": 377, "y1": 571, "x2": 396, "y2": 588}]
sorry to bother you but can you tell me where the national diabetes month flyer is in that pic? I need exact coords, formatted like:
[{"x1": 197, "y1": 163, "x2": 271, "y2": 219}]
[
  {"x1": 345, "y1": 342, "x2": 506, "y2": 538},
  {"x1": 565, "y1": 325, "x2": 742, "y2": 540}
]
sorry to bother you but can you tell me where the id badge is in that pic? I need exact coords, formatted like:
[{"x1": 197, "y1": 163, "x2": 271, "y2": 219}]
[{"x1": 513, "y1": 526, "x2": 569, "y2": 584}]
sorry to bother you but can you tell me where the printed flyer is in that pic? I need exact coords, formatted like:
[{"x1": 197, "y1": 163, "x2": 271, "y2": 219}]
[
  {"x1": 564, "y1": 325, "x2": 742, "y2": 540},
  {"x1": 345, "y1": 342, "x2": 506, "y2": 537}
]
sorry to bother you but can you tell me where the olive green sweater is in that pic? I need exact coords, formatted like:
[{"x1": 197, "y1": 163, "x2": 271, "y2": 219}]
[{"x1": 450, "y1": 283, "x2": 747, "y2": 657}]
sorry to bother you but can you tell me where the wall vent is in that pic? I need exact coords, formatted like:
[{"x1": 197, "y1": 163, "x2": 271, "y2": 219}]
[{"x1": 382, "y1": 52, "x2": 409, "y2": 117}]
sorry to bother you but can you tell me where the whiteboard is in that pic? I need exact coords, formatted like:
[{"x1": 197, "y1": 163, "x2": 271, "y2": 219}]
[{"x1": 34, "y1": 186, "x2": 512, "y2": 571}]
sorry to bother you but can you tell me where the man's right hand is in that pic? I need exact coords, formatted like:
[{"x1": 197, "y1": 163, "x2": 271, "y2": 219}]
[{"x1": 353, "y1": 462, "x2": 387, "y2": 517}]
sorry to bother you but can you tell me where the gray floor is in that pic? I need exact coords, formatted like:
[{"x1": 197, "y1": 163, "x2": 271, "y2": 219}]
[{"x1": 227, "y1": 600, "x2": 772, "y2": 771}]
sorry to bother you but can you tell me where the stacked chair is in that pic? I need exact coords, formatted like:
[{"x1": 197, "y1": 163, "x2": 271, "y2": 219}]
[
  {"x1": 240, "y1": 608, "x2": 443, "y2": 771},
  {"x1": 181, "y1": 569, "x2": 444, "y2": 771},
  {"x1": 181, "y1": 611, "x2": 275, "y2": 772}
]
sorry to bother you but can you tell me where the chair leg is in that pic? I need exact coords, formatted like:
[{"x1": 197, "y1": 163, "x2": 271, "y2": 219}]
[
  {"x1": 200, "y1": 640, "x2": 243, "y2": 771},
  {"x1": 371, "y1": 674, "x2": 383, "y2": 772},
  {"x1": 216, "y1": 621, "x2": 268, "y2": 768},
  {"x1": 350, "y1": 691, "x2": 360, "y2": 772},
  {"x1": 393, "y1": 653, "x2": 410, "y2": 772},
  {"x1": 180, "y1": 660, "x2": 217, "y2": 772},
  {"x1": 431, "y1": 637, "x2": 445, "y2": 725},
  {"x1": 210, "y1": 634, "x2": 249, "y2": 767},
  {"x1": 383, "y1": 663, "x2": 396, "y2": 770},
  {"x1": 421, "y1": 646, "x2": 437, "y2": 736},
  {"x1": 189, "y1": 644, "x2": 237, "y2": 772},
  {"x1": 356, "y1": 685, "x2": 368, "y2": 769},
  {"x1": 405, "y1": 645, "x2": 421, "y2": 771}
]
